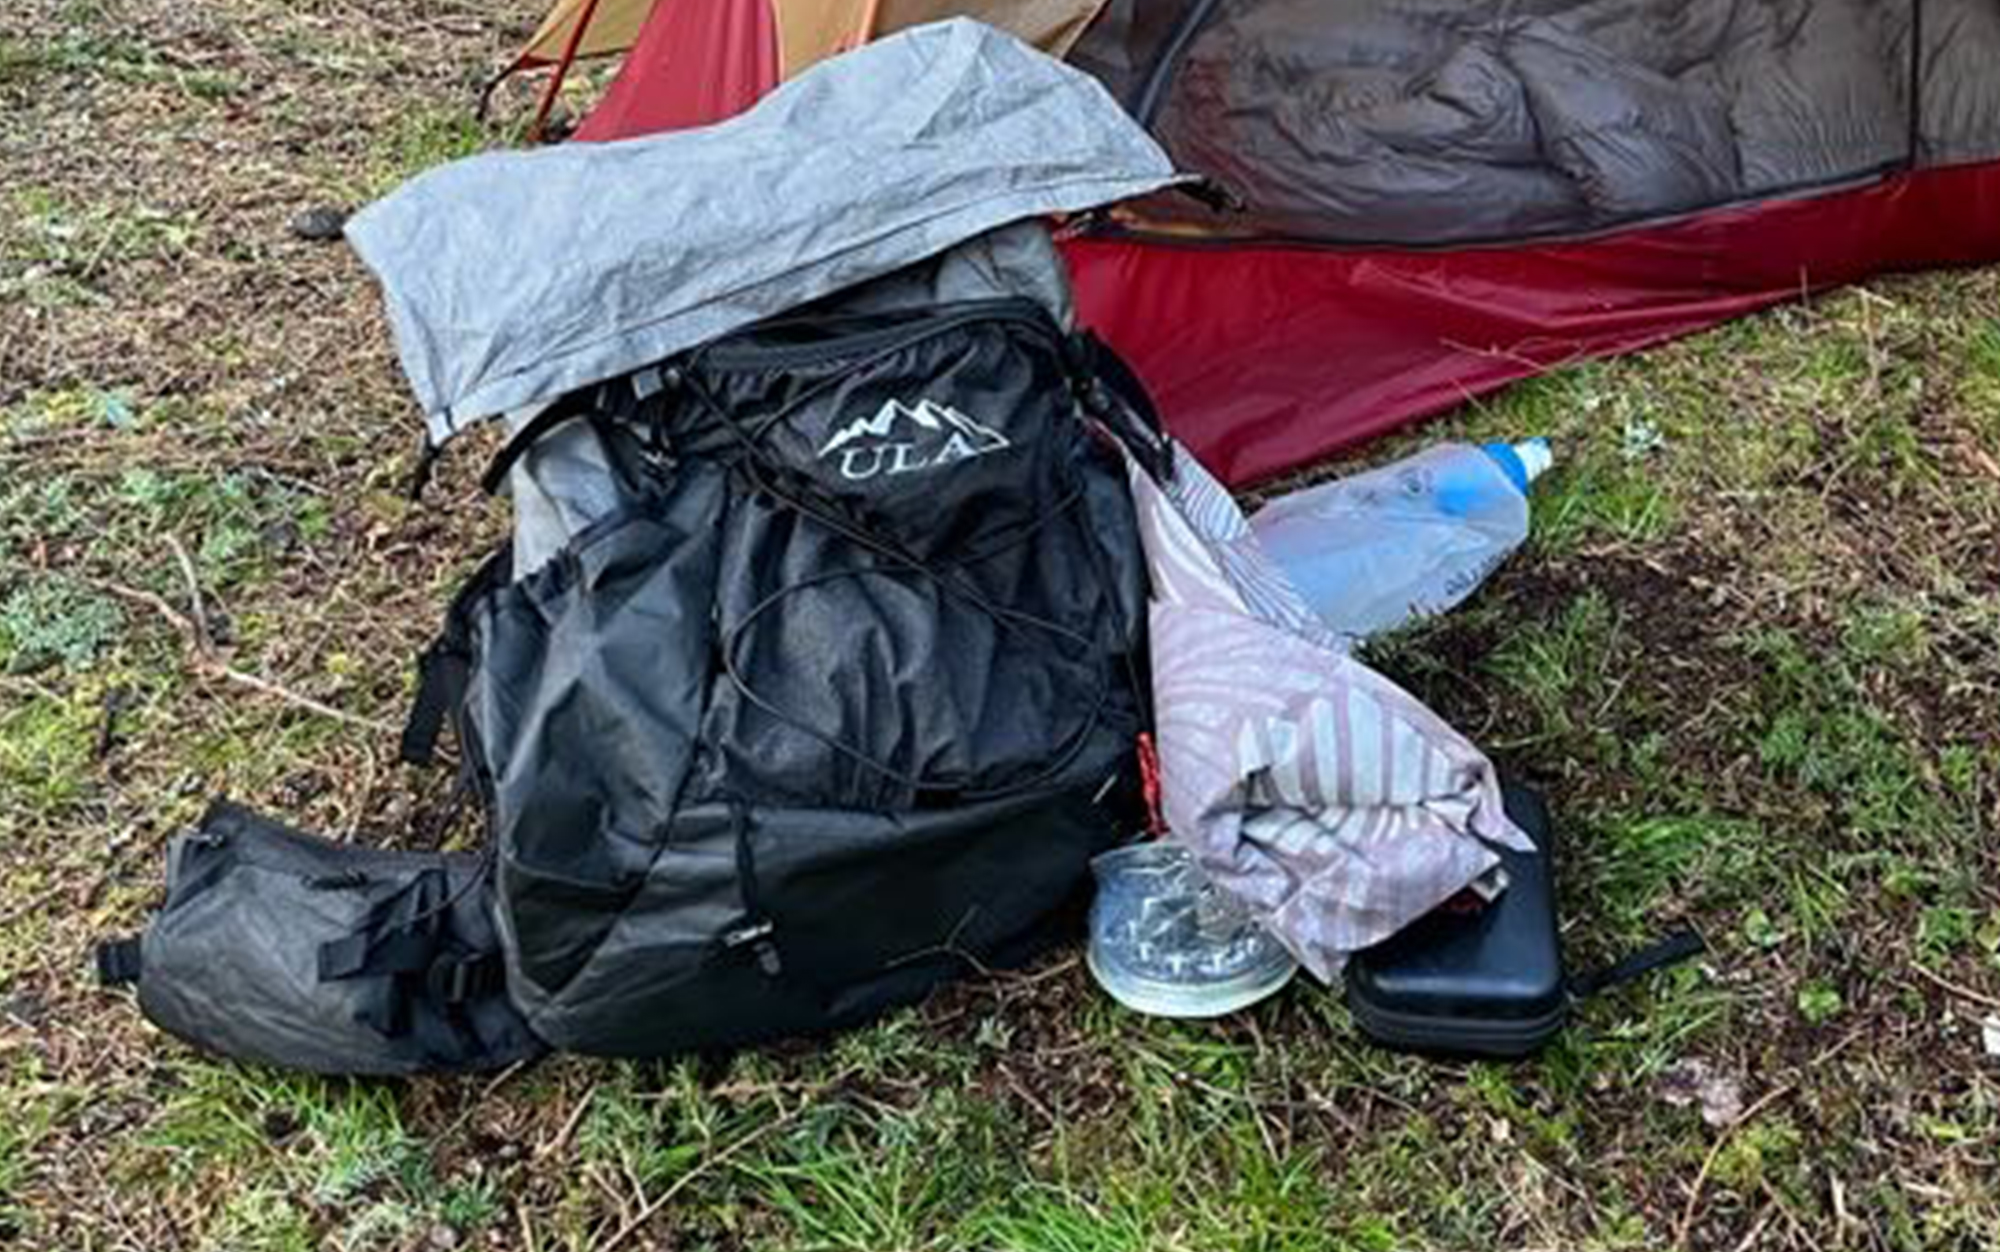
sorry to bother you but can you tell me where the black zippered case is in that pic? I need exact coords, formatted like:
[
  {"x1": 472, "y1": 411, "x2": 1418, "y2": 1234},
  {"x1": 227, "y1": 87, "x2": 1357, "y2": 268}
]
[{"x1": 1344, "y1": 786, "x2": 1567, "y2": 1058}]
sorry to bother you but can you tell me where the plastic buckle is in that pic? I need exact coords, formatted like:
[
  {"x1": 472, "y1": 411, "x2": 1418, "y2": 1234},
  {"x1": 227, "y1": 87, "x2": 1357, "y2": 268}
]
[{"x1": 430, "y1": 958, "x2": 494, "y2": 1004}]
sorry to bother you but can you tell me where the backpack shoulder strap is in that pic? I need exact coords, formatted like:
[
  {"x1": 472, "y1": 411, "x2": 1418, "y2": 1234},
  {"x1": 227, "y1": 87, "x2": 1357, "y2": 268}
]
[
  {"x1": 1064, "y1": 330, "x2": 1175, "y2": 482},
  {"x1": 400, "y1": 545, "x2": 514, "y2": 768}
]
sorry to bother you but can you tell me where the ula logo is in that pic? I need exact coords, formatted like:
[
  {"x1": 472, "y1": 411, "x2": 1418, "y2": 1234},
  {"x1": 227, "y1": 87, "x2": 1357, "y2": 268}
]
[{"x1": 817, "y1": 399, "x2": 1011, "y2": 481}]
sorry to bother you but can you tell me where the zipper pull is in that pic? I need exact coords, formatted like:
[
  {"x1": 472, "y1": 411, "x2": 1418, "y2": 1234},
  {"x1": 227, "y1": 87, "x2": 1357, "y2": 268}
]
[
  {"x1": 754, "y1": 938, "x2": 783, "y2": 977},
  {"x1": 722, "y1": 918, "x2": 783, "y2": 977}
]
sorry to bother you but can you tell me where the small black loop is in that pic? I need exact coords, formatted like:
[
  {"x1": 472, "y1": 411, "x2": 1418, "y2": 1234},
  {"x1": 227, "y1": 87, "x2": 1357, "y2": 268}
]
[
  {"x1": 405, "y1": 437, "x2": 441, "y2": 502},
  {"x1": 305, "y1": 870, "x2": 372, "y2": 891},
  {"x1": 427, "y1": 955, "x2": 502, "y2": 1004},
  {"x1": 96, "y1": 937, "x2": 142, "y2": 987}
]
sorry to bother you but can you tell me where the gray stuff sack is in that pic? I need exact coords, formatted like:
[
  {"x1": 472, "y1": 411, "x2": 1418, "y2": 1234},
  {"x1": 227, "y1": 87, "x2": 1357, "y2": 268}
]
[
  {"x1": 343, "y1": 18, "x2": 1185, "y2": 444},
  {"x1": 97, "y1": 801, "x2": 543, "y2": 1075}
]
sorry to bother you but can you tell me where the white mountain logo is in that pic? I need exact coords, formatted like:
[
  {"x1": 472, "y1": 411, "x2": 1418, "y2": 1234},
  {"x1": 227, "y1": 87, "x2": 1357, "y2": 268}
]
[{"x1": 816, "y1": 399, "x2": 1012, "y2": 481}]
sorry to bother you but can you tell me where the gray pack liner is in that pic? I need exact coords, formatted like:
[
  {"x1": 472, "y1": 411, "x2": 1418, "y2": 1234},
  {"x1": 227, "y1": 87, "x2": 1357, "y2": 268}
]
[{"x1": 345, "y1": 19, "x2": 1184, "y2": 444}]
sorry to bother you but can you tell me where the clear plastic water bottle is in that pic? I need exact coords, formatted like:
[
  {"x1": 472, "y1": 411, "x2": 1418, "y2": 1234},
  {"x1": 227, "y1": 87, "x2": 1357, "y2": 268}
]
[{"x1": 1251, "y1": 439, "x2": 1553, "y2": 641}]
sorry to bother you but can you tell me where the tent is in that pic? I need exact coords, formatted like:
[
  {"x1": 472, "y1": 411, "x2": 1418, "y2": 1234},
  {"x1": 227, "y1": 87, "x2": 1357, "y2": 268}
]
[
  {"x1": 519, "y1": 0, "x2": 2000, "y2": 485},
  {"x1": 507, "y1": 0, "x2": 1108, "y2": 138}
]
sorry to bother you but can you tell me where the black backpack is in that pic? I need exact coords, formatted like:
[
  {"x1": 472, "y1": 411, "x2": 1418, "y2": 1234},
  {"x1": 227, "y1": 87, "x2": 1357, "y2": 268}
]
[{"x1": 103, "y1": 273, "x2": 1165, "y2": 1072}]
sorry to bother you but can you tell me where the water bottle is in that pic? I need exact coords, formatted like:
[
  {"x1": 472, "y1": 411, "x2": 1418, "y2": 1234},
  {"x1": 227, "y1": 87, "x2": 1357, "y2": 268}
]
[{"x1": 1250, "y1": 439, "x2": 1552, "y2": 641}]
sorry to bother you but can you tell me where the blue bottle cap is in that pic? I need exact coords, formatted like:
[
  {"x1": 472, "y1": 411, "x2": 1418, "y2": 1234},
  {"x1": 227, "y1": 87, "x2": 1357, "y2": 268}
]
[{"x1": 1481, "y1": 440, "x2": 1552, "y2": 495}]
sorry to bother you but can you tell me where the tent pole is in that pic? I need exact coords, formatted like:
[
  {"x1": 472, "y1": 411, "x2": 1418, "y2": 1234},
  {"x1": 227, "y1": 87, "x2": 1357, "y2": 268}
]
[
  {"x1": 852, "y1": 0, "x2": 884, "y2": 44},
  {"x1": 527, "y1": 0, "x2": 608, "y2": 143},
  {"x1": 800, "y1": 0, "x2": 883, "y2": 62}
]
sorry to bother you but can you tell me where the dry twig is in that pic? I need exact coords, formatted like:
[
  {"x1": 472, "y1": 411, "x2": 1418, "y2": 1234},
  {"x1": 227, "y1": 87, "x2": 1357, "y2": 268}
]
[
  {"x1": 1674, "y1": 1081, "x2": 1797, "y2": 1251},
  {"x1": 164, "y1": 534, "x2": 213, "y2": 653},
  {"x1": 93, "y1": 574, "x2": 394, "y2": 735},
  {"x1": 1908, "y1": 961, "x2": 2000, "y2": 1012}
]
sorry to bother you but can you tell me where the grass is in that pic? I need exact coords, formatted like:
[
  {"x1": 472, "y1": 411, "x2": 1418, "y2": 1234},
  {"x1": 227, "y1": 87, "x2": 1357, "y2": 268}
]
[{"x1": 2, "y1": 0, "x2": 1998, "y2": 1247}]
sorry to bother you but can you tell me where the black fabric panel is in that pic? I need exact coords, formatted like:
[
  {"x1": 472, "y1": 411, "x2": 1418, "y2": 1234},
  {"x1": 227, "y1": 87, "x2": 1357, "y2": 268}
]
[
  {"x1": 1072, "y1": 0, "x2": 2000, "y2": 246},
  {"x1": 468, "y1": 476, "x2": 726, "y2": 1003},
  {"x1": 683, "y1": 304, "x2": 1146, "y2": 813},
  {"x1": 523, "y1": 790, "x2": 1117, "y2": 1056}
]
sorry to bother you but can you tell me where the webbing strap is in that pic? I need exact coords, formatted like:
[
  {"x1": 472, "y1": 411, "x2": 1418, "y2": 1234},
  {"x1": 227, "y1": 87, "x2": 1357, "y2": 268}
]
[
  {"x1": 317, "y1": 929, "x2": 436, "y2": 982},
  {"x1": 1066, "y1": 331, "x2": 1173, "y2": 482},
  {"x1": 1570, "y1": 926, "x2": 1706, "y2": 1000},
  {"x1": 315, "y1": 870, "x2": 455, "y2": 1039},
  {"x1": 399, "y1": 646, "x2": 468, "y2": 767},
  {"x1": 725, "y1": 804, "x2": 782, "y2": 978},
  {"x1": 399, "y1": 546, "x2": 512, "y2": 768},
  {"x1": 426, "y1": 955, "x2": 505, "y2": 1005}
]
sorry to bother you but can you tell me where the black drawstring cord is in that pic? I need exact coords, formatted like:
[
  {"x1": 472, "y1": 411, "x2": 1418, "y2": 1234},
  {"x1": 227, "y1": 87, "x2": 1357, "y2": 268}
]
[{"x1": 673, "y1": 363, "x2": 1120, "y2": 804}]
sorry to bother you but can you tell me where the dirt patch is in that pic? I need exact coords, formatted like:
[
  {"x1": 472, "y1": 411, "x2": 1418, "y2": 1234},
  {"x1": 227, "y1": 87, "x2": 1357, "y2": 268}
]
[{"x1": 1368, "y1": 542, "x2": 1765, "y2": 780}]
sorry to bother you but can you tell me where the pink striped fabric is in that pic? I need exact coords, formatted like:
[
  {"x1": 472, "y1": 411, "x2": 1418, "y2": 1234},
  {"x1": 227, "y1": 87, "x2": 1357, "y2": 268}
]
[{"x1": 1130, "y1": 444, "x2": 1532, "y2": 983}]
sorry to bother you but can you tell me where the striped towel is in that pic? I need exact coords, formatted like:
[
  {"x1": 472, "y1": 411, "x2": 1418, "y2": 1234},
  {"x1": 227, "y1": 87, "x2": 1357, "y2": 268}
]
[{"x1": 1131, "y1": 443, "x2": 1532, "y2": 983}]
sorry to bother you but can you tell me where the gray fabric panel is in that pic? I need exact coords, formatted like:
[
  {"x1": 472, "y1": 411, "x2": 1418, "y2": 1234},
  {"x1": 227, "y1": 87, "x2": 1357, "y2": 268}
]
[
  {"x1": 1507, "y1": 18, "x2": 1739, "y2": 216},
  {"x1": 507, "y1": 415, "x2": 622, "y2": 581},
  {"x1": 818, "y1": 221, "x2": 1077, "y2": 329},
  {"x1": 1064, "y1": 0, "x2": 1207, "y2": 111},
  {"x1": 1090, "y1": 0, "x2": 2000, "y2": 245},
  {"x1": 1719, "y1": 0, "x2": 1908, "y2": 193},
  {"x1": 1921, "y1": 0, "x2": 2000, "y2": 166},
  {"x1": 345, "y1": 20, "x2": 1181, "y2": 443}
]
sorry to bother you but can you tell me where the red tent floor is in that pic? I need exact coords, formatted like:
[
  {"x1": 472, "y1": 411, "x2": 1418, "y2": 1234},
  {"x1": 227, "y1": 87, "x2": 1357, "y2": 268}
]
[{"x1": 1066, "y1": 159, "x2": 2000, "y2": 486}]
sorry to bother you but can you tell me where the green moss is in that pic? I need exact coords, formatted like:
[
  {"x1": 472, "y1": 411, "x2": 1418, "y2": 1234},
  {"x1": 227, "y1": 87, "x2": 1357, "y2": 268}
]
[
  {"x1": 1710, "y1": 1116, "x2": 1803, "y2": 1193},
  {"x1": 0, "y1": 579, "x2": 124, "y2": 673},
  {"x1": 0, "y1": 685, "x2": 100, "y2": 814}
]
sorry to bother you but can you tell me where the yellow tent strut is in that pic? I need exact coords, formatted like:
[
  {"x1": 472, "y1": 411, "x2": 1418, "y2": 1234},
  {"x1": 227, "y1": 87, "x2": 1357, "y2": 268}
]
[{"x1": 528, "y1": 0, "x2": 611, "y2": 143}]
